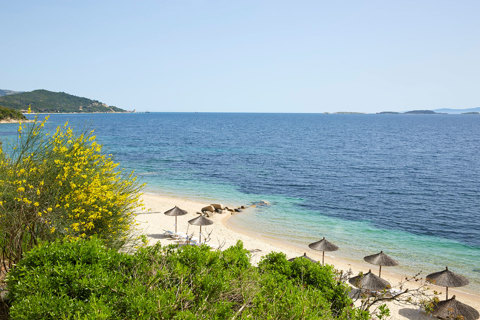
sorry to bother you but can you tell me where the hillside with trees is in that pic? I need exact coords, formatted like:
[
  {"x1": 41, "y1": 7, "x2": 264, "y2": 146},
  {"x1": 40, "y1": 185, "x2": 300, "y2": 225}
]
[{"x1": 0, "y1": 89, "x2": 126, "y2": 113}]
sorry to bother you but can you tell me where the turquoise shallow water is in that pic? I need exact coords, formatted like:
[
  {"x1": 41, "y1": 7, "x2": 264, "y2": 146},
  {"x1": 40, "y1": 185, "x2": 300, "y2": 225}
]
[{"x1": 1, "y1": 113, "x2": 479, "y2": 291}]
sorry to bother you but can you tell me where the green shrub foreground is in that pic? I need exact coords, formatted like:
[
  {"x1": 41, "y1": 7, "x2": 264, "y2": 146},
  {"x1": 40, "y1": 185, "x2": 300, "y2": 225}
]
[
  {"x1": 0, "y1": 117, "x2": 143, "y2": 268},
  {"x1": 6, "y1": 239, "x2": 369, "y2": 320}
]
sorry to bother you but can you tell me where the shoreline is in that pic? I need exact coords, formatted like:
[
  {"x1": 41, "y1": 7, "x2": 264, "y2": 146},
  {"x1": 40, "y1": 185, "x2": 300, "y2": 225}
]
[
  {"x1": 28, "y1": 112, "x2": 132, "y2": 115},
  {"x1": 225, "y1": 211, "x2": 480, "y2": 299},
  {"x1": 137, "y1": 191, "x2": 480, "y2": 320},
  {"x1": 0, "y1": 119, "x2": 34, "y2": 124}
]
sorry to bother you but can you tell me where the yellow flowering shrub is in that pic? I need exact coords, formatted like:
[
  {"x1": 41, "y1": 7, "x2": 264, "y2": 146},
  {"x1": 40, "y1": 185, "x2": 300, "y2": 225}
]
[{"x1": 0, "y1": 116, "x2": 144, "y2": 267}]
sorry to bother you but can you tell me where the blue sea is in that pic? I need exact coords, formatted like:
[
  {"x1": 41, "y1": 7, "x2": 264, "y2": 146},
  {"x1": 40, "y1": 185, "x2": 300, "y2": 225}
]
[{"x1": 1, "y1": 113, "x2": 479, "y2": 290}]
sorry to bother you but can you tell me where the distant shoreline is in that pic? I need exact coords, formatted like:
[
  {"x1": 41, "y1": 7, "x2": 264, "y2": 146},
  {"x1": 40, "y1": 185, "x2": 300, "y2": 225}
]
[
  {"x1": 25, "y1": 111, "x2": 480, "y2": 115},
  {"x1": 28, "y1": 111, "x2": 132, "y2": 115},
  {"x1": 0, "y1": 119, "x2": 34, "y2": 124}
]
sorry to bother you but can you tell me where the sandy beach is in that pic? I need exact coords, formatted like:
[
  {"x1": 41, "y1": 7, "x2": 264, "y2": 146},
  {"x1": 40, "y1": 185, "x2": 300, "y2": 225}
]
[{"x1": 137, "y1": 192, "x2": 480, "y2": 320}]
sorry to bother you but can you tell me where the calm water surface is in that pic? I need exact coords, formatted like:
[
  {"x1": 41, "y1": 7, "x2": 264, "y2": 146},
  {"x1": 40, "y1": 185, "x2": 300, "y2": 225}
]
[{"x1": 1, "y1": 113, "x2": 479, "y2": 289}]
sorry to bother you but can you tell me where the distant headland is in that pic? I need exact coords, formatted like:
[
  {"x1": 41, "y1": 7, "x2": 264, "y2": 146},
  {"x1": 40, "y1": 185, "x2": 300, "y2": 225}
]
[
  {"x1": 0, "y1": 105, "x2": 27, "y2": 123},
  {"x1": 0, "y1": 89, "x2": 129, "y2": 113},
  {"x1": 377, "y1": 107, "x2": 480, "y2": 115}
]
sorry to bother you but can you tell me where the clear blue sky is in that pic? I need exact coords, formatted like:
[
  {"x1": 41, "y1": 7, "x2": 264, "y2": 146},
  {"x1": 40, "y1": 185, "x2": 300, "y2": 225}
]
[{"x1": 1, "y1": 1, "x2": 479, "y2": 113}]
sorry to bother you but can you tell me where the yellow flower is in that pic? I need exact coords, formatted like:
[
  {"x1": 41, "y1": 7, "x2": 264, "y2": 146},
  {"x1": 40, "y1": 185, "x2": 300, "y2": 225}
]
[
  {"x1": 34, "y1": 202, "x2": 39, "y2": 207},
  {"x1": 17, "y1": 187, "x2": 25, "y2": 193}
]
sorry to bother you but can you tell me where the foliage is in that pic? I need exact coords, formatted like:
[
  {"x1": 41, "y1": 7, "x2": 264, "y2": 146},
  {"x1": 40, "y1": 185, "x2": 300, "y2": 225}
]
[
  {"x1": 257, "y1": 252, "x2": 356, "y2": 316},
  {"x1": 0, "y1": 106, "x2": 26, "y2": 121},
  {"x1": 375, "y1": 304, "x2": 390, "y2": 320},
  {"x1": 0, "y1": 116, "x2": 143, "y2": 268},
  {"x1": 6, "y1": 238, "x2": 369, "y2": 320},
  {"x1": 0, "y1": 89, "x2": 126, "y2": 113}
]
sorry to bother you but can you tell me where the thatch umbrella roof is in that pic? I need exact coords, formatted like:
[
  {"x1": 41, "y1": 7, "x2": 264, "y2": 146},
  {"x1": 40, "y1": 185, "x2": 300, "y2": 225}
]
[
  {"x1": 308, "y1": 237, "x2": 338, "y2": 265},
  {"x1": 164, "y1": 206, "x2": 188, "y2": 233},
  {"x1": 308, "y1": 237, "x2": 339, "y2": 251},
  {"x1": 364, "y1": 251, "x2": 398, "y2": 266},
  {"x1": 288, "y1": 252, "x2": 317, "y2": 263},
  {"x1": 426, "y1": 267, "x2": 469, "y2": 288},
  {"x1": 363, "y1": 251, "x2": 398, "y2": 277},
  {"x1": 188, "y1": 215, "x2": 213, "y2": 244},
  {"x1": 432, "y1": 296, "x2": 479, "y2": 320},
  {"x1": 349, "y1": 270, "x2": 391, "y2": 291},
  {"x1": 164, "y1": 206, "x2": 188, "y2": 216},
  {"x1": 188, "y1": 215, "x2": 213, "y2": 226},
  {"x1": 426, "y1": 267, "x2": 469, "y2": 299}
]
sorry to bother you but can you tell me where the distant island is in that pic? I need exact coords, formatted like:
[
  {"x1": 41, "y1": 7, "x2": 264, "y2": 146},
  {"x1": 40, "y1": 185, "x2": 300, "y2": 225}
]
[
  {"x1": 377, "y1": 108, "x2": 480, "y2": 115},
  {"x1": 404, "y1": 110, "x2": 438, "y2": 114},
  {"x1": 434, "y1": 106, "x2": 480, "y2": 114},
  {"x1": 0, "y1": 89, "x2": 127, "y2": 113},
  {"x1": 0, "y1": 105, "x2": 27, "y2": 123},
  {"x1": 334, "y1": 111, "x2": 366, "y2": 114},
  {"x1": 377, "y1": 111, "x2": 400, "y2": 114},
  {"x1": 375, "y1": 110, "x2": 440, "y2": 114}
]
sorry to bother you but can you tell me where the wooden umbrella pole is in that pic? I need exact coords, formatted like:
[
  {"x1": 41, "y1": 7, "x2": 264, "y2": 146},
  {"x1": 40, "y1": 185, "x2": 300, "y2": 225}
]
[
  {"x1": 379, "y1": 265, "x2": 382, "y2": 277},
  {"x1": 322, "y1": 251, "x2": 325, "y2": 266},
  {"x1": 199, "y1": 225, "x2": 202, "y2": 244},
  {"x1": 446, "y1": 286, "x2": 448, "y2": 300},
  {"x1": 175, "y1": 216, "x2": 177, "y2": 233}
]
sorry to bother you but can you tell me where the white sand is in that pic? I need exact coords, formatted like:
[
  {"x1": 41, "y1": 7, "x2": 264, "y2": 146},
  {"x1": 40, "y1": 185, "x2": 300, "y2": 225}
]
[{"x1": 137, "y1": 192, "x2": 480, "y2": 320}]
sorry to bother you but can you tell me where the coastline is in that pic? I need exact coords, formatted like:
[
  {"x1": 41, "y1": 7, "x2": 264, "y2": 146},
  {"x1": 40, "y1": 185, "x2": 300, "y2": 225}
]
[
  {"x1": 0, "y1": 119, "x2": 34, "y2": 124},
  {"x1": 29, "y1": 112, "x2": 132, "y2": 115},
  {"x1": 137, "y1": 191, "x2": 480, "y2": 320}
]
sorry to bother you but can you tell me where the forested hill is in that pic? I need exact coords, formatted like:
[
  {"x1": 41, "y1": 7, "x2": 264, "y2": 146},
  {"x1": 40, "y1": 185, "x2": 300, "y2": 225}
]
[{"x1": 0, "y1": 89, "x2": 127, "y2": 113}]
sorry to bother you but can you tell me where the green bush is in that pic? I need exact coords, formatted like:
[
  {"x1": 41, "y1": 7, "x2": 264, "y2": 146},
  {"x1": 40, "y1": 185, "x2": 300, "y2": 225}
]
[
  {"x1": 0, "y1": 117, "x2": 143, "y2": 267},
  {"x1": 257, "y1": 252, "x2": 357, "y2": 318},
  {"x1": 6, "y1": 239, "x2": 369, "y2": 320}
]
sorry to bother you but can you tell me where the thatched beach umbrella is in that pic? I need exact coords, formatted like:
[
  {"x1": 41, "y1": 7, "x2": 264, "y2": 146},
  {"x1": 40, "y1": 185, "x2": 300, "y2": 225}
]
[
  {"x1": 188, "y1": 215, "x2": 213, "y2": 244},
  {"x1": 164, "y1": 206, "x2": 188, "y2": 233},
  {"x1": 426, "y1": 267, "x2": 469, "y2": 300},
  {"x1": 288, "y1": 252, "x2": 317, "y2": 263},
  {"x1": 308, "y1": 237, "x2": 339, "y2": 265},
  {"x1": 349, "y1": 270, "x2": 391, "y2": 292},
  {"x1": 363, "y1": 251, "x2": 398, "y2": 277},
  {"x1": 432, "y1": 295, "x2": 479, "y2": 320}
]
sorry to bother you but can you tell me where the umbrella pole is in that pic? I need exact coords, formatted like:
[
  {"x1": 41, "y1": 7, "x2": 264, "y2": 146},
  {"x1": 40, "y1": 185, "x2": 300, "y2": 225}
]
[
  {"x1": 446, "y1": 286, "x2": 448, "y2": 300},
  {"x1": 175, "y1": 216, "x2": 177, "y2": 234},
  {"x1": 199, "y1": 225, "x2": 202, "y2": 244},
  {"x1": 379, "y1": 265, "x2": 382, "y2": 278},
  {"x1": 322, "y1": 251, "x2": 325, "y2": 266}
]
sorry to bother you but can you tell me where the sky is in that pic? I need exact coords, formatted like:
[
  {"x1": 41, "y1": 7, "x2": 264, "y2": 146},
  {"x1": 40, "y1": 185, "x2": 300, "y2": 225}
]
[{"x1": 1, "y1": 0, "x2": 479, "y2": 113}]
